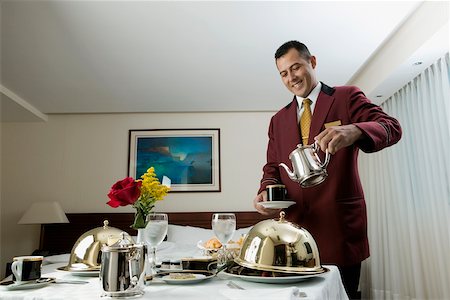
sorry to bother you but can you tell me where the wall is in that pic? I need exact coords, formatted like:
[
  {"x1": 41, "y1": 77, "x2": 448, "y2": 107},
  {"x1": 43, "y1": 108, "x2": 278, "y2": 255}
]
[
  {"x1": 348, "y1": 1, "x2": 449, "y2": 101},
  {"x1": 0, "y1": 111, "x2": 273, "y2": 277},
  {"x1": 0, "y1": 112, "x2": 2, "y2": 274},
  {"x1": 0, "y1": 1, "x2": 3, "y2": 273}
]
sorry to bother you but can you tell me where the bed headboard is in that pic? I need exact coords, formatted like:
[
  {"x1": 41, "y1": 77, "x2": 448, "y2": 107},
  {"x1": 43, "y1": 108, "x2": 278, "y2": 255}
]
[{"x1": 40, "y1": 212, "x2": 268, "y2": 255}]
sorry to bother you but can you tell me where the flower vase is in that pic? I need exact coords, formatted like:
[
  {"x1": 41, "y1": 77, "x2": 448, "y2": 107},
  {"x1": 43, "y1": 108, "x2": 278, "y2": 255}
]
[{"x1": 136, "y1": 228, "x2": 145, "y2": 245}]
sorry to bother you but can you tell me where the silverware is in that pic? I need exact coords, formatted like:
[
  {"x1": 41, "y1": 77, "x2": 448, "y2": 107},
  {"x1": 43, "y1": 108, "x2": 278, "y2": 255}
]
[
  {"x1": 36, "y1": 278, "x2": 89, "y2": 284},
  {"x1": 226, "y1": 282, "x2": 307, "y2": 298},
  {"x1": 214, "y1": 261, "x2": 230, "y2": 277},
  {"x1": 292, "y1": 288, "x2": 308, "y2": 298},
  {"x1": 226, "y1": 280, "x2": 245, "y2": 290},
  {"x1": 53, "y1": 279, "x2": 89, "y2": 284}
]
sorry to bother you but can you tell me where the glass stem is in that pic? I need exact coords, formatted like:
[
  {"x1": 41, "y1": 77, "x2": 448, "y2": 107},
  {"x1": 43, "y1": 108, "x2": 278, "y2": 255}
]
[
  {"x1": 137, "y1": 228, "x2": 145, "y2": 244},
  {"x1": 219, "y1": 244, "x2": 227, "y2": 267},
  {"x1": 148, "y1": 246, "x2": 157, "y2": 274}
]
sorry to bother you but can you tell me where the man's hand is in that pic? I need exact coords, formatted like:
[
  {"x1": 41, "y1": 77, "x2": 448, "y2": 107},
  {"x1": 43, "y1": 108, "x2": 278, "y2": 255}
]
[
  {"x1": 314, "y1": 124, "x2": 362, "y2": 155},
  {"x1": 253, "y1": 190, "x2": 281, "y2": 216}
]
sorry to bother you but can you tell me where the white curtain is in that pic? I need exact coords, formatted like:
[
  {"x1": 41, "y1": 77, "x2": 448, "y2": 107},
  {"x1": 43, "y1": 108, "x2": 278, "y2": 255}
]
[{"x1": 359, "y1": 53, "x2": 450, "y2": 299}]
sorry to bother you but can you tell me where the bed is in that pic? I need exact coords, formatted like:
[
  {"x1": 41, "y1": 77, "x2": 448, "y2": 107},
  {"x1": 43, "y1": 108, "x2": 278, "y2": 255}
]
[{"x1": 40, "y1": 211, "x2": 268, "y2": 254}]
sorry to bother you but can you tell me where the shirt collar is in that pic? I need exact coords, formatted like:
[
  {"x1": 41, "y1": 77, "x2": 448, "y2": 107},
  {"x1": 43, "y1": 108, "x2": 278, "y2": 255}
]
[{"x1": 296, "y1": 81, "x2": 321, "y2": 110}]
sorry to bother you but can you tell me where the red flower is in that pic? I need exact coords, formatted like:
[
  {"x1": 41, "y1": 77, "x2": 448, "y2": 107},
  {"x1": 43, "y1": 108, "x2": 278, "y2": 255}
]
[{"x1": 106, "y1": 177, "x2": 142, "y2": 208}]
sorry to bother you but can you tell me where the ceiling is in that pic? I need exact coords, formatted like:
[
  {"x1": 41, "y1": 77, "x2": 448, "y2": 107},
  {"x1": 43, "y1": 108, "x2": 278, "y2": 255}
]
[{"x1": 1, "y1": 1, "x2": 448, "y2": 122}]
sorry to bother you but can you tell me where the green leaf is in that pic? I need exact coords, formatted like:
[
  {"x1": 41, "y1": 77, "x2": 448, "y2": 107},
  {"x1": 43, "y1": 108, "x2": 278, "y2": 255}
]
[{"x1": 131, "y1": 206, "x2": 147, "y2": 229}]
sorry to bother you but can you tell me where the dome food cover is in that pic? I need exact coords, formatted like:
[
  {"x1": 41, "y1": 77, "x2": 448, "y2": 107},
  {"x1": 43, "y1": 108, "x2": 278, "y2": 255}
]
[
  {"x1": 60, "y1": 220, "x2": 125, "y2": 271},
  {"x1": 235, "y1": 212, "x2": 324, "y2": 274}
]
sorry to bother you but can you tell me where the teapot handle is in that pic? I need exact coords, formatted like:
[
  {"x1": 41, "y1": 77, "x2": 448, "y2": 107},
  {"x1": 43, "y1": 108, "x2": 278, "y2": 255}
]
[{"x1": 313, "y1": 141, "x2": 331, "y2": 168}]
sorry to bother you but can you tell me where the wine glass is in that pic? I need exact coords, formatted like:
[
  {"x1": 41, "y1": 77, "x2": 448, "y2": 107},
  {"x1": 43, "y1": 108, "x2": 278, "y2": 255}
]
[
  {"x1": 211, "y1": 213, "x2": 236, "y2": 266},
  {"x1": 144, "y1": 213, "x2": 168, "y2": 275}
]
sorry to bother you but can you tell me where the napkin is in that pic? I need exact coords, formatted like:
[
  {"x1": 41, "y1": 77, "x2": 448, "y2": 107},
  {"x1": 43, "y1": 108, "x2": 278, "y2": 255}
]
[{"x1": 220, "y1": 286, "x2": 308, "y2": 300}]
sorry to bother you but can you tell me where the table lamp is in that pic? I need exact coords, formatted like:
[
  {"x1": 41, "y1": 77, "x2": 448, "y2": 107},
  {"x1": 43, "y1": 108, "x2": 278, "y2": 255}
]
[{"x1": 18, "y1": 201, "x2": 69, "y2": 254}]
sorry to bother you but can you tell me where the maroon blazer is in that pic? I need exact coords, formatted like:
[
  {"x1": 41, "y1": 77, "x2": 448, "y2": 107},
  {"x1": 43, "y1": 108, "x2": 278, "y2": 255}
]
[{"x1": 258, "y1": 83, "x2": 402, "y2": 267}]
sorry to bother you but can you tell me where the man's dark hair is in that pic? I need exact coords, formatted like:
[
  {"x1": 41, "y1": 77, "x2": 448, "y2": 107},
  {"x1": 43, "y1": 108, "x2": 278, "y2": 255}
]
[{"x1": 275, "y1": 41, "x2": 311, "y2": 60}]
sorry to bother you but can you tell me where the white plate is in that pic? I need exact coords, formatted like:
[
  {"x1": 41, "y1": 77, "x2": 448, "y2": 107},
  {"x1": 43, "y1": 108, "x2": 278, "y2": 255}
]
[
  {"x1": 161, "y1": 273, "x2": 210, "y2": 285},
  {"x1": 57, "y1": 266, "x2": 100, "y2": 277},
  {"x1": 4, "y1": 279, "x2": 52, "y2": 291},
  {"x1": 197, "y1": 241, "x2": 240, "y2": 251},
  {"x1": 223, "y1": 268, "x2": 329, "y2": 284},
  {"x1": 257, "y1": 201, "x2": 296, "y2": 209}
]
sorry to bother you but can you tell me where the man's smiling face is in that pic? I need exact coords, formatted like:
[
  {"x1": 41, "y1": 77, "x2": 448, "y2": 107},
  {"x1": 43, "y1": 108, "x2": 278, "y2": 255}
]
[{"x1": 276, "y1": 48, "x2": 318, "y2": 98}]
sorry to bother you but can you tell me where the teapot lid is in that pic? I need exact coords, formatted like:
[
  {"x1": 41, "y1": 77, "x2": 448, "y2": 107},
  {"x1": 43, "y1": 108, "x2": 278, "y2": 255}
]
[{"x1": 102, "y1": 232, "x2": 143, "y2": 252}]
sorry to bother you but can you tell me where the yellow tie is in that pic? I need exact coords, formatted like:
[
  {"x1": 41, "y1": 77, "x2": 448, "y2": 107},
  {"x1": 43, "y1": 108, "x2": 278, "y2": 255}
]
[{"x1": 300, "y1": 98, "x2": 312, "y2": 146}]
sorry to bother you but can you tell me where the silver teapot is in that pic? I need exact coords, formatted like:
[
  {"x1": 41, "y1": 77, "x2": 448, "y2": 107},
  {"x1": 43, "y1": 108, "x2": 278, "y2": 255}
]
[
  {"x1": 100, "y1": 232, "x2": 145, "y2": 298},
  {"x1": 279, "y1": 142, "x2": 330, "y2": 188}
]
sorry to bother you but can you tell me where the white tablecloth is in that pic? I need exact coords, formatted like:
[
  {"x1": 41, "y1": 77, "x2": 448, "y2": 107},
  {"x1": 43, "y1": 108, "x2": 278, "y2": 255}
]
[{"x1": 0, "y1": 242, "x2": 349, "y2": 300}]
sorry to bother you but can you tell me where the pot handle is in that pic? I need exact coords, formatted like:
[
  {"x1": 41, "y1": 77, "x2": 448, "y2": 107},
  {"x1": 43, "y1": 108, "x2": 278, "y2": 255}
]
[
  {"x1": 129, "y1": 247, "x2": 141, "y2": 261},
  {"x1": 313, "y1": 141, "x2": 331, "y2": 169}
]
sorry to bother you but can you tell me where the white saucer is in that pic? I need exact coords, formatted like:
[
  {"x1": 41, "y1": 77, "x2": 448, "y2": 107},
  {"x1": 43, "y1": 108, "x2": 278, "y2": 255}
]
[
  {"x1": 161, "y1": 273, "x2": 208, "y2": 285},
  {"x1": 4, "y1": 279, "x2": 52, "y2": 291},
  {"x1": 257, "y1": 201, "x2": 296, "y2": 209}
]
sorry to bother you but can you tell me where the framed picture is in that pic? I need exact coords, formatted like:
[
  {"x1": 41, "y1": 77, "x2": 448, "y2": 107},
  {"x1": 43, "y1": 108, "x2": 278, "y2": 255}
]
[{"x1": 128, "y1": 129, "x2": 221, "y2": 192}]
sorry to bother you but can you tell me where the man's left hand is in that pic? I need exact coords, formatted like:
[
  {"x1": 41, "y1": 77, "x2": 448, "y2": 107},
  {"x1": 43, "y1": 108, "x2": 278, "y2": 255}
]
[{"x1": 314, "y1": 124, "x2": 362, "y2": 155}]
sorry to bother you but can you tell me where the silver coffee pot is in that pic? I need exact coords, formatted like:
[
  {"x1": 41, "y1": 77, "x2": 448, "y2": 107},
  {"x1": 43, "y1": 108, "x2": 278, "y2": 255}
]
[
  {"x1": 279, "y1": 142, "x2": 330, "y2": 188},
  {"x1": 100, "y1": 232, "x2": 145, "y2": 298}
]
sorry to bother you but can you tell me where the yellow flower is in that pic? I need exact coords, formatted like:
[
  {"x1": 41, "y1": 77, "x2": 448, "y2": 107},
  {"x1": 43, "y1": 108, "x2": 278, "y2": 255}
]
[
  {"x1": 139, "y1": 167, "x2": 170, "y2": 201},
  {"x1": 131, "y1": 167, "x2": 170, "y2": 229}
]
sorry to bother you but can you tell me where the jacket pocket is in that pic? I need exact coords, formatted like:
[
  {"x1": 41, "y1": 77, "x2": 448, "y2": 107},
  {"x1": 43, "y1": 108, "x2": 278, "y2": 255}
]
[{"x1": 336, "y1": 198, "x2": 367, "y2": 242}]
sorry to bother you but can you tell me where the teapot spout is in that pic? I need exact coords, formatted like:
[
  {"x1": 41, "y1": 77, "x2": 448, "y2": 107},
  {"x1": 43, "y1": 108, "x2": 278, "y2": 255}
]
[{"x1": 279, "y1": 163, "x2": 298, "y2": 182}]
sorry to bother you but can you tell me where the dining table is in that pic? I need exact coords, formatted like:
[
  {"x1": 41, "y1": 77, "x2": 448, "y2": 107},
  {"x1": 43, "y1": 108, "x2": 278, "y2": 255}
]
[{"x1": 0, "y1": 241, "x2": 349, "y2": 300}]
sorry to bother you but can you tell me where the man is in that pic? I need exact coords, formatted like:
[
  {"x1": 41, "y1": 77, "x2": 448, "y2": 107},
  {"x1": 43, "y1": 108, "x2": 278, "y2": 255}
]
[{"x1": 254, "y1": 41, "x2": 402, "y2": 299}]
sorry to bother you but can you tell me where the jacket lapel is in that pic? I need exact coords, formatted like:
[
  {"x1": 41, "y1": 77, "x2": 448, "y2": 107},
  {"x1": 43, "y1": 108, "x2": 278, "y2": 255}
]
[
  {"x1": 286, "y1": 97, "x2": 301, "y2": 144},
  {"x1": 309, "y1": 83, "x2": 335, "y2": 142}
]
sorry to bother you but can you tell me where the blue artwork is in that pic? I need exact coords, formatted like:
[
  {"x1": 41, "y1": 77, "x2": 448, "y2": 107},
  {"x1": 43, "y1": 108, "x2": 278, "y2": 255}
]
[{"x1": 135, "y1": 136, "x2": 213, "y2": 184}]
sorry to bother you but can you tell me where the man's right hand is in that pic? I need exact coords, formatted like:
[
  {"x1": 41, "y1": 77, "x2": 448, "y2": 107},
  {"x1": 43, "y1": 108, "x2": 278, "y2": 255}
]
[{"x1": 253, "y1": 191, "x2": 282, "y2": 216}]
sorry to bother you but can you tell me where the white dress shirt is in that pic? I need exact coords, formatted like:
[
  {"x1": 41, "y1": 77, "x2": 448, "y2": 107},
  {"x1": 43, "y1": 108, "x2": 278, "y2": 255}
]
[{"x1": 296, "y1": 81, "x2": 322, "y2": 122}]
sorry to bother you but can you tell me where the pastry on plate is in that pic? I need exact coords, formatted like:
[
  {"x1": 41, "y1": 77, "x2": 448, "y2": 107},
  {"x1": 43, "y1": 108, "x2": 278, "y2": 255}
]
[{"x1": 204, "y1": 237, "x2": 222, "y2": 249}]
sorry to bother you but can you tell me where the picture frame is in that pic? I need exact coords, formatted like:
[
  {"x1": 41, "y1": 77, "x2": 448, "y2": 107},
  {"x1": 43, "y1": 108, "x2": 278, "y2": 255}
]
[{"x1": 128, "y1": 129, "x2": 221, "y2": 192}]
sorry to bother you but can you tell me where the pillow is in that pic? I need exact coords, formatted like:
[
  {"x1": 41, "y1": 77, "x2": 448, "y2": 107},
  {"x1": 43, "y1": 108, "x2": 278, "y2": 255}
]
[
  {"x1": 166, "y1": 224, "x2": 253, "y2": 244},
  {"x1": 233, "y1": 226, "x2": 252, "y2": 240},
  {"x1": 167, "y1": 224, "x2": 213, "y2": 244}
]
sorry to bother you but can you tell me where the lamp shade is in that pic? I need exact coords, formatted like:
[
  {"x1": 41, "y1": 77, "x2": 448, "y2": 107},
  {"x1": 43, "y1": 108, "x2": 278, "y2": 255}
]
[{"x1": 18, "y1": 201, "x2": 69, "y2": 224}]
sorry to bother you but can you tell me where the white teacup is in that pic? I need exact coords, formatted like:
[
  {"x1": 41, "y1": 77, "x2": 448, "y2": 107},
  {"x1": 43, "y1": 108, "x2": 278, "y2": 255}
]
[{"x1": 11, "y1": 256, "x2": 43, "y2": 283}]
